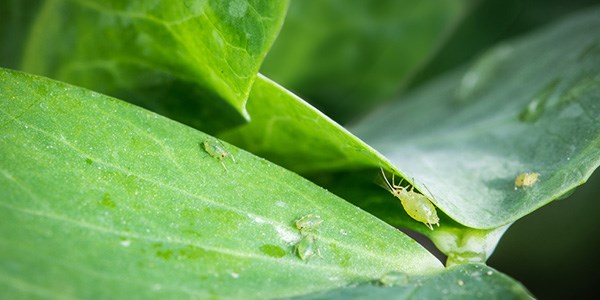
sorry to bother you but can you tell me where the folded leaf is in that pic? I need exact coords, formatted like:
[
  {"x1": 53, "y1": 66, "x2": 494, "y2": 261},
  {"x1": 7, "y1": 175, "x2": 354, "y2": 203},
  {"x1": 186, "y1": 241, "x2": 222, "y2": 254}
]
[
  {"x1": 351, "y1": 7, "x2": 600, "y2": 229},
  {"x1": 0, "y1": 68, "x2": 442, "y2": 298},
  {"x1": 221, "y1": 74, "x2": 387, "y2": 173},
  {"x1": 21, "y1": 0, "x2": 289, "y2": 123}
]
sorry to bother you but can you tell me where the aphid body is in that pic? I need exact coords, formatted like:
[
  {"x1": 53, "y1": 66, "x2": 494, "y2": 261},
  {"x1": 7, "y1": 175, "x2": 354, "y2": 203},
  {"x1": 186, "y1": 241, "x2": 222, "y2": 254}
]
[
  {"x1": 202, "y1": 139, "x2": 235, "y2": 171},
  {"x1": 295, "y1": 214, "x2": 323, "y2": 233},
  {"x1": 514, "y1": 172, "x2": 540, "y2": 189},
  {"x1": 295, "y1": 234, "x2": 320, "y2": 261},
  {"x1": 294, "y1": 214, "x2": 323, "y2": 261},
  {"x1": 380, "y1": 168, "x2": 439, "y2": 230}
]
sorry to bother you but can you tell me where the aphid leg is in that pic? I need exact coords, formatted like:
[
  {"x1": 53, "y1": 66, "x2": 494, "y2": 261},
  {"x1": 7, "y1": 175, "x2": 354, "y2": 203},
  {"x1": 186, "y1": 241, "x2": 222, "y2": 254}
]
[
  {"x1": 426, "y1": 222, "x2": 433, "y2": 231},
  {"x1": 220, "y1": 160, "x2": 228, "y2": 172},
  {"x1": 397, "y1": 177, "x2": 405, "y2": 189},
  {"x1": 392, "y1": 173, "x2": 405, "y2": 189},
  {"x1": 421, "y1": 181, "x2": 437, "y2": 202},
  {"x1": 419, "y1": 181, "x2": 440, "y2": 229},
  {"x1": 408, "y1": 177, "x2": 416, "y2": 192}
]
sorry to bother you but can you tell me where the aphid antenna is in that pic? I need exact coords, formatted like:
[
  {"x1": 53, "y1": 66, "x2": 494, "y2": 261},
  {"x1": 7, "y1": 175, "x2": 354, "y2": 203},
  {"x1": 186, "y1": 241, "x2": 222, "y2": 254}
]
[
  {"x1": 420, "y1": 180, "x2": 437, "y2": 201},
  {"x1": 393, "y1": 173, "x2": 406, "y2": 189},
  {"x1": 379, "y1": 166, "x2": 395, "y2": 192}
]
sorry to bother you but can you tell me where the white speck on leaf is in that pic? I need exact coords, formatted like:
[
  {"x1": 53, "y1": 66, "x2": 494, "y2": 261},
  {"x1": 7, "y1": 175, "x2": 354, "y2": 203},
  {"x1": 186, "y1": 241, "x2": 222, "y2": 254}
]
[{"x1": 275, "y1": 225, "x2": 300, "y2": 244}]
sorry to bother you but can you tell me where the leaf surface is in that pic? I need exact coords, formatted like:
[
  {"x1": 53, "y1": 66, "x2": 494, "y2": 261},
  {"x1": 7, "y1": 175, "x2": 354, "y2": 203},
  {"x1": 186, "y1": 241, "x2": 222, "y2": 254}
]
[
  {"x1": 0, "y1": 68, "x2": 443, "y2": 298},
  {"x1": 350, "y1": 7, "x2": 600, "y2": 229},
  {"x1": 289, "y1": 264, "x2": 533, "y2": 300},
  {"x1": 21, "y1": 0, "x2": 289, "y2": 123}
]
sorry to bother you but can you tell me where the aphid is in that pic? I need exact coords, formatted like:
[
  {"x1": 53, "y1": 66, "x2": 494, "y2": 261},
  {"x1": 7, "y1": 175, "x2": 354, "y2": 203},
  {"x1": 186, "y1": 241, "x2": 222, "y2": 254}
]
[
  {"x1": 295, "y1": 214, "x2": 323, "y2": 234},
  {"x1": 514, "y1": 172, "x2": 540, "y2": 189},
  {"x1": 380, "y1": 168, "x2": 439, "y2": 230},
  {"x1": 201, "y1": 139, "x2": 235, "y2": 171},
  {"x1": 295, "y1": 234, "x2": 320, "y2": 261},
  {"x1": 379, "y1": 272, "x2": 410, "y2": 286},
  {"x1": 293, "y1": 214, "x2": 323, "y2": 261}
]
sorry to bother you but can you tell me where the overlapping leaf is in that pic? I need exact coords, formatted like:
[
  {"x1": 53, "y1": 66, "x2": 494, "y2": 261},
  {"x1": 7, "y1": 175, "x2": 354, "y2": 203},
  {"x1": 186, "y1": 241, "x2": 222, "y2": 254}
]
[
  {"x1": 21, "y1": 0, "x2": 288, "y2": 128},
  {"x1": 220, "y1": 75, "x2": 387, "y2": 173}
]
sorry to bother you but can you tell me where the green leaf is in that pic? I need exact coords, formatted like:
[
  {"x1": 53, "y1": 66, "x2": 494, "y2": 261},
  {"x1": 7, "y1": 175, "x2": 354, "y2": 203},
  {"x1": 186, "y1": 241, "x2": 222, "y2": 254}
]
[
  {"x1": 221, "y1": 75, "x2": 387, "y2": 173},
  {"x1": 289, "y1": 264, "x2": 533, "y2": 300},
  {"x1": 350, "y1": 7, "x2": 600, "y2": 229},
  {"x1": 260, "y1": 0, "x2": 470, "y2": 122},
  {"x1": 21, "y1": 0, "x2": 289, "y2": 123},
  {"x1": 0, "y1": 68, "x2": 443, "y2": 298}
]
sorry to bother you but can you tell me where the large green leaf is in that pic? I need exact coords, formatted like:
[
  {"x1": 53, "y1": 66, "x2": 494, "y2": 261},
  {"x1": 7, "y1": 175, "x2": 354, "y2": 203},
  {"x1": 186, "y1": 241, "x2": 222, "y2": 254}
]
[
  {"x1": 260, "y1": 0, "x2": 470, "y2": 122},
  {"x1": 21, "y1": 0, "x2": 288, "y2": 126},
  {"x1": 0, "y1": 68, "x2": 443, "y2": 298},
  {"x1": 350, "y1": 7, "x2": 600, "y2": 229},
  {"x1": 290, "y1": 264, "x2": 532, "y2": 300}
]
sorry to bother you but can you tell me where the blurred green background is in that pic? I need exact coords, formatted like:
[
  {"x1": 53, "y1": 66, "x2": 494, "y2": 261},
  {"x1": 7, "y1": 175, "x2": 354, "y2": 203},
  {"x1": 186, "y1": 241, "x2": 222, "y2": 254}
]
[{"x1": 2, "y1": 0, "x2": 599, "y2": 298}]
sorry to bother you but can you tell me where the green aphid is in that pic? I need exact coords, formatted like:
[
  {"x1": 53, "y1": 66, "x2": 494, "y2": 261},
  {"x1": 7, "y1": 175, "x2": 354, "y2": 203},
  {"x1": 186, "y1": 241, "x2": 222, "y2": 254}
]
[
  {"x1": 295, "y1": 234, "x2": 320, "y2": 261},
  {"x1": 201, "y1": 139, "x2": 235, "y2": 171},
  {"x1": 295, "y1": 214, "x2": 323, "y2": 233},
  {"x1": 380, "y1": 167, "x2": 439, "y2": 230}
]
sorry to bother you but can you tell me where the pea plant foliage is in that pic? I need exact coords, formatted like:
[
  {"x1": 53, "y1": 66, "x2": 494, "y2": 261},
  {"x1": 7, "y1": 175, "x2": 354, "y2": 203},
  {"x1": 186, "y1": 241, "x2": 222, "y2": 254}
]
[{"x1": 1, "y1": 1, "x2": 599, "y2": 299}]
